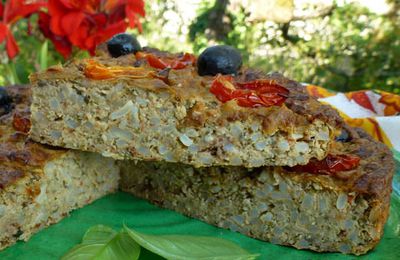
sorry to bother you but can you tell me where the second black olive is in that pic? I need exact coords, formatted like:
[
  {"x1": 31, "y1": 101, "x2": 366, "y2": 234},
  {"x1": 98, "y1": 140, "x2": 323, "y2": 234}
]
[
  {"x1": 107, "y1": 33, "x2": 142, "y2": 58},
  {"x1": 0, "y1": 87, "x2": 13, "y2": 116},
  {"x1": 197, "y1": 45, "x2": 242, "y2": 76}
]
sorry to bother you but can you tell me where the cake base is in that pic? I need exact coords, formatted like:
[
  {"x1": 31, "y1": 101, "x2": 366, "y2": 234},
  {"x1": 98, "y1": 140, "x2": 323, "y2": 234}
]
[{"x1": 120, "y1": 161, "x2": 390, "y2": 255}]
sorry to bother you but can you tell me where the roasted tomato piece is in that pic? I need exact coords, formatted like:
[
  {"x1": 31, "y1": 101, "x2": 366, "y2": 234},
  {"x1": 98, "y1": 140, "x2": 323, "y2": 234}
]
[
  {"x1": 210, "y1": 75, "x2": 236, "y2": 102},
  {"x1": 146, "y1": 54, "x2": 169, "y2": 69},
  {"x1": 287, "y1": 154, "x2": 361, "y2": 175},
  {"x1": 136, "y1": 52, "x2": 196, "y2": 70},
  {"x1": 210, "y1": 74, "x2": 289, "y2": 108}
]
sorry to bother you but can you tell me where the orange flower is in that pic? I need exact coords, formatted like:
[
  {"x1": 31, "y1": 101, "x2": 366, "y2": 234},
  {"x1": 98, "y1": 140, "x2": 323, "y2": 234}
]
[
  {"x1": 0, "y1": 0, "x2": 46, "y2": 59},
  {"x1": 39, "y1": 0, "x2": 145, "y2": 58},
  {"x1": 38, "y1": 10, "x2": 72, "y2": 58}
]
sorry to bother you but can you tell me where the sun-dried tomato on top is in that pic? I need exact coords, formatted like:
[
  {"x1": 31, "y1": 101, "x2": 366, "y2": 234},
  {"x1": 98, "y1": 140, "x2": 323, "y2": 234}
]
[
  {"x1": 84, "y1": 60, "x2": 154, "y2": 80},
  {"x1": 136, "y1": 52, "x2": 196, "y2": 70},
  {"x1": 210, "y1": 74, "x2": 289, "y2": 108}
]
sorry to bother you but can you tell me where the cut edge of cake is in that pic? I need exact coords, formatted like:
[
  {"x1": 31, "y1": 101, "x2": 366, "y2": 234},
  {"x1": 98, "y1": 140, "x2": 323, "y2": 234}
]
[
  {"x1": 118, "y1": 126, "x2": 394, "y2": 255},
  {"x1": 0, "y1": 151, "x2": 120, "y2": 250},
  {"x1": 29, "y1": 52, "x2": 343, "y2": 168}
]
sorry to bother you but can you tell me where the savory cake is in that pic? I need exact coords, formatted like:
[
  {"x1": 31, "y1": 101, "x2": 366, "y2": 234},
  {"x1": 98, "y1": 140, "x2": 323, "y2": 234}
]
[
  {"x1": 22, "y1": 35, "x2": 394, "y2": 255},
  {"x1": 1, "y1": 83, "x2": 393, "y2": 255},
  {"x1": 29, "y1": 45, "x2": 343, "y2": 167},
  {"x1": 120, "y1": 125, "x2": 394, "y2": 255},
  {"x1": 0, "y1": 85, "x2": 120, "y2": 250}
]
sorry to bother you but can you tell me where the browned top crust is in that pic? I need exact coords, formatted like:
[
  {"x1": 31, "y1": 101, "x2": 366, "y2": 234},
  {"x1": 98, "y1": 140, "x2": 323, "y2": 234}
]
[
  {"x1": 30, "y1": 48, "x2": 344, "y2": 133},
  {"x1": 283, "y1": 124, "x2": 394, "y2": 199},
  {"x1": 0, "y1": 85, "x2": 66, "y2": 189},
  {"x1": 234, "y1": 69, "x2": 344, "y2": 129}
]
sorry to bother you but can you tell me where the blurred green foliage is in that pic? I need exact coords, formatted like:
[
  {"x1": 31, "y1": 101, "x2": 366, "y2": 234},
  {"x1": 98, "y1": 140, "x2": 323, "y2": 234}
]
[
  {"x1": 142, "y1": 0, "x2": 400, "y2": 93},
  {"x1": 247, "y1": 3, "x2": 400, "y2": 93},
  {"x1": 1, "y1": 0, "x2": 399, "y2": 94}
]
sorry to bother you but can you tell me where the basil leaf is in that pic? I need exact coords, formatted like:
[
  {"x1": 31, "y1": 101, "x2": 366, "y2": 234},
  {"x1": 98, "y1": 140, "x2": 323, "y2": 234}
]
[
  {"x1": 124, "y1": 225, "x2": 259, "y2": 260},
  {"x1": 62, "y1": 225, "x2": 140, "y2": 260}
]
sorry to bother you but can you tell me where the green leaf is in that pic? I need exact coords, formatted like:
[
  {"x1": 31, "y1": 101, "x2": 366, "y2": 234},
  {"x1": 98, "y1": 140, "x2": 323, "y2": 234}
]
[
  {"x1": 124, "y1": 225, "x2": 259, "y2": 260},
  {"x1": 62, "y1": 225, "x2": 140, "y2": 260},
  {"x1": 40, "y1": 40, "x2": 49, "y2": 70},
  {"x1": 4, "y1": 63, "x2": 21, "y2": 85}
]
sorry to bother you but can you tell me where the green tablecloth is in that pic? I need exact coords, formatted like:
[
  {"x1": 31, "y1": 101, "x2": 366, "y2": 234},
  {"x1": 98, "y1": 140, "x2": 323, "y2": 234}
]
[{"x1": 1, "y1": 157, "x2": 399, "y2": 260}]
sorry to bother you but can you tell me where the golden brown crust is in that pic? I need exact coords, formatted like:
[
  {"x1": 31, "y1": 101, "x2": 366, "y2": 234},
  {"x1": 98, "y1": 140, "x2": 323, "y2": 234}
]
[
  {"x1": 30, "y1": 48, "x2": 344, "y2": 135},
  {"x1": 265, "y1": 72, "x2": 344, "y2": 128},
  {"x1": 0, "y1": 85, "x2": 66, "y2": 189}
]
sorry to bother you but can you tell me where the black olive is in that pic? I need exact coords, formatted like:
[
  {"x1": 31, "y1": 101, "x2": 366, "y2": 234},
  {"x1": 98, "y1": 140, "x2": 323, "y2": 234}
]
[
  {"x1": 335, "y1": 129, "x2": 351, "y2": 142},
  {"x1": 0, "y1": 87, "x2": 13, "y2": 116},
  {"x1": 107, "y1": 33, "x2": 142, "y2": 58},
  {"x1": 197, "y1": 45, "x2": 242, "y2": 76}
]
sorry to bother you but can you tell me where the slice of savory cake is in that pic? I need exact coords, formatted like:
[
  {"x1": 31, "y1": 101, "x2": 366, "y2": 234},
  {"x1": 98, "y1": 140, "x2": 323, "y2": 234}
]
[
  {"x1": 29, "y1": 42, "x2": 343, "y2": 168},
  {"x1": 0, "y1": 85, "x2": 120, "y2": 250},
  {"x1": 119, "y1": 125, "x2": 394, "y2": 255}
]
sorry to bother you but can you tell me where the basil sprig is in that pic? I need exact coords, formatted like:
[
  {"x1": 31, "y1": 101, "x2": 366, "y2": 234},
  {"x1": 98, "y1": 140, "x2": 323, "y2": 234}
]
[
  {"x1": 61, "y1": 225, "x2": 140, "y2": 260},
  {"x1": 62, "y1": 225, "x2": 259, "y2": 260}
]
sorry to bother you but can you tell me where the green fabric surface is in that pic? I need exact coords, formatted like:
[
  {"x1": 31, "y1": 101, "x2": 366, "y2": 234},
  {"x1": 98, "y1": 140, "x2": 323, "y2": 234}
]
[{"x1": 1, "y1": 161, "x2": 399, "y2": 260}]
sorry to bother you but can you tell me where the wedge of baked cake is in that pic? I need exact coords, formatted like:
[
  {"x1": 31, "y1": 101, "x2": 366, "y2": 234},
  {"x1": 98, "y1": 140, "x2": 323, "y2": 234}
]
[
  {"x1": 4, "y1": 85, "x2": 394, "y2": 255},
  {"x1": 0, "y1": 85, "x2": 120, "y2": 250},
  {"x1": 119, "y1": 124, "x2": 394, "y2": 255},
  {"x1": 25, "y1": 35, "x2": 395, "y2": 255},
  {"x1": 29, "y1": 44, "x2": 343, "y2": 167}
]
